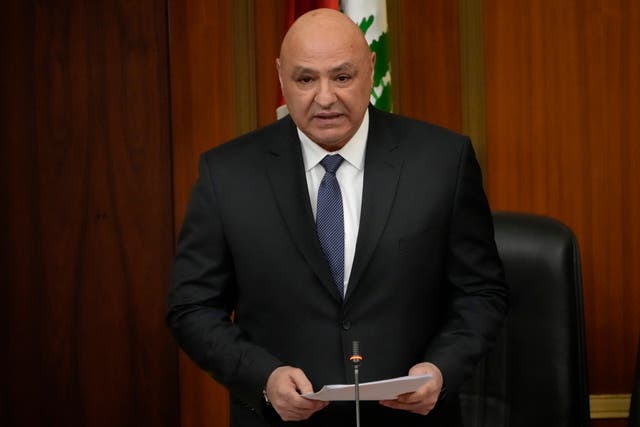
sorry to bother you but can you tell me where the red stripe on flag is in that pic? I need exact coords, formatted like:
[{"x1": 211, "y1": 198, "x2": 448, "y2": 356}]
[{"x1": 286, "y1": 0, "x2": 340, "y2": 27}]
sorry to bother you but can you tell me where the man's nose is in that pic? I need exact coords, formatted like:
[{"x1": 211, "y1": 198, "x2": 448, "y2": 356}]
[{"x1": 314, "y1": 80, "x2": 337, "y2": 107}]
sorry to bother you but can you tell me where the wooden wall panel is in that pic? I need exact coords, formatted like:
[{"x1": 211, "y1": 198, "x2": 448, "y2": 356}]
[
  {"x1": 394, "y1": 0, "x2": 462, "y2": 132},
  {"x1": 1, "y1": 1, "x2": 39, "y2": 422},
  {"x1": 1, "y1": 1, "x2": 178, "y2": 426},
  {"x1": 484, "y1": 0, "x2": 640, "y2": 398},
  {"x1": 254, "y1": 0, "x2": 286, "y2": 127},
  {"x1": 170, "y1": 0, "x2": 236, "y2": 225},
  {"x1": 168, "y1": 1, "x2": 235, "y2": 426}
]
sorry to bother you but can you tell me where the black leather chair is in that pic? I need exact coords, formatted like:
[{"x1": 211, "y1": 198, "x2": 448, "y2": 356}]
[
  {"x1": 629, "y1": 335, "x2": 640, "y2": 427},
  {"x1": 460, "y1": 212, "x2": 590, "y2": 427}
]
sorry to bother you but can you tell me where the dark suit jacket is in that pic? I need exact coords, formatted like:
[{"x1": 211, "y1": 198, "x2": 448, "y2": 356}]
[{"x1": 167, "y1": 106, "x2": 508, "y2": 426}]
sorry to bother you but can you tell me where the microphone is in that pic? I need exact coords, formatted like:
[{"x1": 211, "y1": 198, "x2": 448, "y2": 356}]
[{"x1": 349, "y1": 340, "x2": 363, "y2": 427}]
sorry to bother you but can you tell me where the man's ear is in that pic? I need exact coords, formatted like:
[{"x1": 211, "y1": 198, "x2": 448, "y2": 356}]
[
  {"x1": 276, "y1": 58, "x2": 283, "y2": 89},
  {"x1": 370, "y1": 52, "x2": 376, "y2": 84}
]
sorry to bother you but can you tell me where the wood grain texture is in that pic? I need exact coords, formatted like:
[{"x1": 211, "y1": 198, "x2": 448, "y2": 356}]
[
  {"x1": 254, "y1": 0, "x2": 286, "y2": 127},
  {"x1": 170, "y1": 0, "x2": 236, "y2": 228},
  {"x1": 168, "y1": 1, "x2": 235, "y2": 426},
  {"x1": 483, "y1": 0, "x2": 640, "y2": 396},
  {"x1": 1, "y1": 0, "x2": 178, "y2": 426},
  {"x1": 458, "y1": 0, "x2": 487, "y2": 172},
  {"x1": 232, "y1": 0, "x2": 258, "y2": 135},
  {"x1": 394, "y1": 0, "x2": 462, "y2": 132}
]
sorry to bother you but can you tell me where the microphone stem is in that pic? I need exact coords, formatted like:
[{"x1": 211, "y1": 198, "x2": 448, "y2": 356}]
[{"x1": 354, "y1": 364, "x2": 360, "y2": 427}]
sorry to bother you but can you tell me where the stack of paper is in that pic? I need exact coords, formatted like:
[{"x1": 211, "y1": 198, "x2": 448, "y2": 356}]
[{"x1": 302, "y1": 374, "x2": 432, "y2": 401}]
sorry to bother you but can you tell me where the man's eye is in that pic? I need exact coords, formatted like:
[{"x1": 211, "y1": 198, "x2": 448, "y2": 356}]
[
  {"x1": 336, "y1": 75, "x2": 351, "y2": 83},
  {"x1": 298, "y1": 76, "x2": 313, "y2": 84}
]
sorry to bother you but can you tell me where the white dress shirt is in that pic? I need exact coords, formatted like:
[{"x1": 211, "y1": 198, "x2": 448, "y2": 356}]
[{"x1": 298, "y1": 110, "x2": 369, "y2": 296}]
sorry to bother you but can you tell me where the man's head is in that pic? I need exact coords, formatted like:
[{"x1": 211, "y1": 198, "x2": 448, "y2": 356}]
[{"x1": 277, "y1": 8, "x2": 375, "y2": 151}]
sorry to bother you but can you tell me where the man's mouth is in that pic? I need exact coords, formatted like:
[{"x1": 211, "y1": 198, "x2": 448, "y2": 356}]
[{"x1": 314, "y1": 112, "x2": 343, "y2": 121}]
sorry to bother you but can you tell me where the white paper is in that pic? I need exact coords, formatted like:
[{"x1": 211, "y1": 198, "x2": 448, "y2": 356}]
[{"x1": 302, "y1": 374, "x2": 432, "y2": 401}]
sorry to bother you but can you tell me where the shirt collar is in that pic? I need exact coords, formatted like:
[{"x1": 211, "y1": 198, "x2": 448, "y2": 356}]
[{"x1": 298, "y1": 109, "x2": 369, "y2": 172}]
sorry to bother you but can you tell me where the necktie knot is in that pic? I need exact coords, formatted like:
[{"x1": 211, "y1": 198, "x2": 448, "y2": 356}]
[{"x1": 320, "y1": 154, "x2": 344, "y2": 174}]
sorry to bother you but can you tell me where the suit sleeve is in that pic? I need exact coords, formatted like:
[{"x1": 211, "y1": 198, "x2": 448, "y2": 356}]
[
  {"x1": 423, "y1": 138, "x2": 508, "y2": 396},
  {"x1": 166, "y1": 155, "x2": 282, "y2": 410}
]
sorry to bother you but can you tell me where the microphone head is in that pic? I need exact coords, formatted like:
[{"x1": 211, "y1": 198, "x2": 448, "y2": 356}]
[{"x1": 349, "y1": 340, "x2": 363, "y2": 365}]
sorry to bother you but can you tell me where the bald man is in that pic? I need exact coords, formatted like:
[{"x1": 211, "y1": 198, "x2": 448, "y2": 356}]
[{"x1": 168, "y1": 8, "x2": 507, "y2": 427}]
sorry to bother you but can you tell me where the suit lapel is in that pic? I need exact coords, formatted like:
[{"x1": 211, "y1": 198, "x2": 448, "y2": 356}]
[
  {"x1": 345, "y1": 109, "x2": 403, "y2": 303},
  {"x1": 264, "y1": 119, "x2": 342, "y2": 302}
]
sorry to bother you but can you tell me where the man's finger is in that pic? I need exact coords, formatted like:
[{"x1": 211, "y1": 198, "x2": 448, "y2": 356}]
[
  {"x1": 288, "y1": 367, "x2": 315, "y2": 395},
  {"x1": 265, "y1": 366, "x2": 329, "y2": 421}
]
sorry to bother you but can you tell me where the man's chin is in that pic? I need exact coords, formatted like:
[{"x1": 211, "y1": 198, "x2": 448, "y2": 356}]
[{"x1": 310, "y1": 135, "x2": 349, "y2": 151}]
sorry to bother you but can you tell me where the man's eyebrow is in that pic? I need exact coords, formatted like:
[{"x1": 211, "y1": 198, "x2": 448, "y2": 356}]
[
  {"x1": 330, "y1": 62, "x2": 356, "y2": 73},
  {"x1": 290, "y1": 63, "x2": 357, "y2": 76},
  {"x1": 291, "y1": 66, "x2": 316, "y2": 76}
]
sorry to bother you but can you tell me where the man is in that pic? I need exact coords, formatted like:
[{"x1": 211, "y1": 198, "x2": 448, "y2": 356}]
[{"x1": 168, "y1": 8, "x2": 507, "y2": 427}]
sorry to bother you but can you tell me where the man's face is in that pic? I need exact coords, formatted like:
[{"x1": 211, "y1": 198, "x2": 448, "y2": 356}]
[{"x1": 278, "y1": 33, "x2": 375, "y2": 151}]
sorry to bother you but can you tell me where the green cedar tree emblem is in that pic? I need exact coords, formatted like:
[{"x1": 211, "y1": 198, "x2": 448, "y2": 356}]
[{"x1": 357, "y1": 15, "x2": 392, "y2": 112}]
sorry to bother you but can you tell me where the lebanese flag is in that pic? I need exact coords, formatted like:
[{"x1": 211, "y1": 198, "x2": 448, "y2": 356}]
[{"x1": 342, "y1": 0, "x2": 392, "y2": 112}]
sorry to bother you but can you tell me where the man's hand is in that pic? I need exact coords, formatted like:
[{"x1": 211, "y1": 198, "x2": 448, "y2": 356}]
[
  {"x1": 379, "y1": 362, "x2": 444, "y2": 416},
  {"x1": 264, "y1": 366, "x2": 328, "y2": 421}
]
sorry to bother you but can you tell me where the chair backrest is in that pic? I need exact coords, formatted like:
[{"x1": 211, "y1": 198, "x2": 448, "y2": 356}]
[{"x1": 460, "y1": 211, "x2": 590, "y2": 427}]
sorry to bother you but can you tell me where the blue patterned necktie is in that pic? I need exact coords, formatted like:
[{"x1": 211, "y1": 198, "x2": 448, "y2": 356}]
[{"x1": 316, "y1": 154, "x2": 345, "y2": 298}]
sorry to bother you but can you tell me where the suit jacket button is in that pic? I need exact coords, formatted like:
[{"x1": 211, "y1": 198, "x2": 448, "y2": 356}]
[{"x1": 342, "y1": 320, "x2": 351, "y2": 330}]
